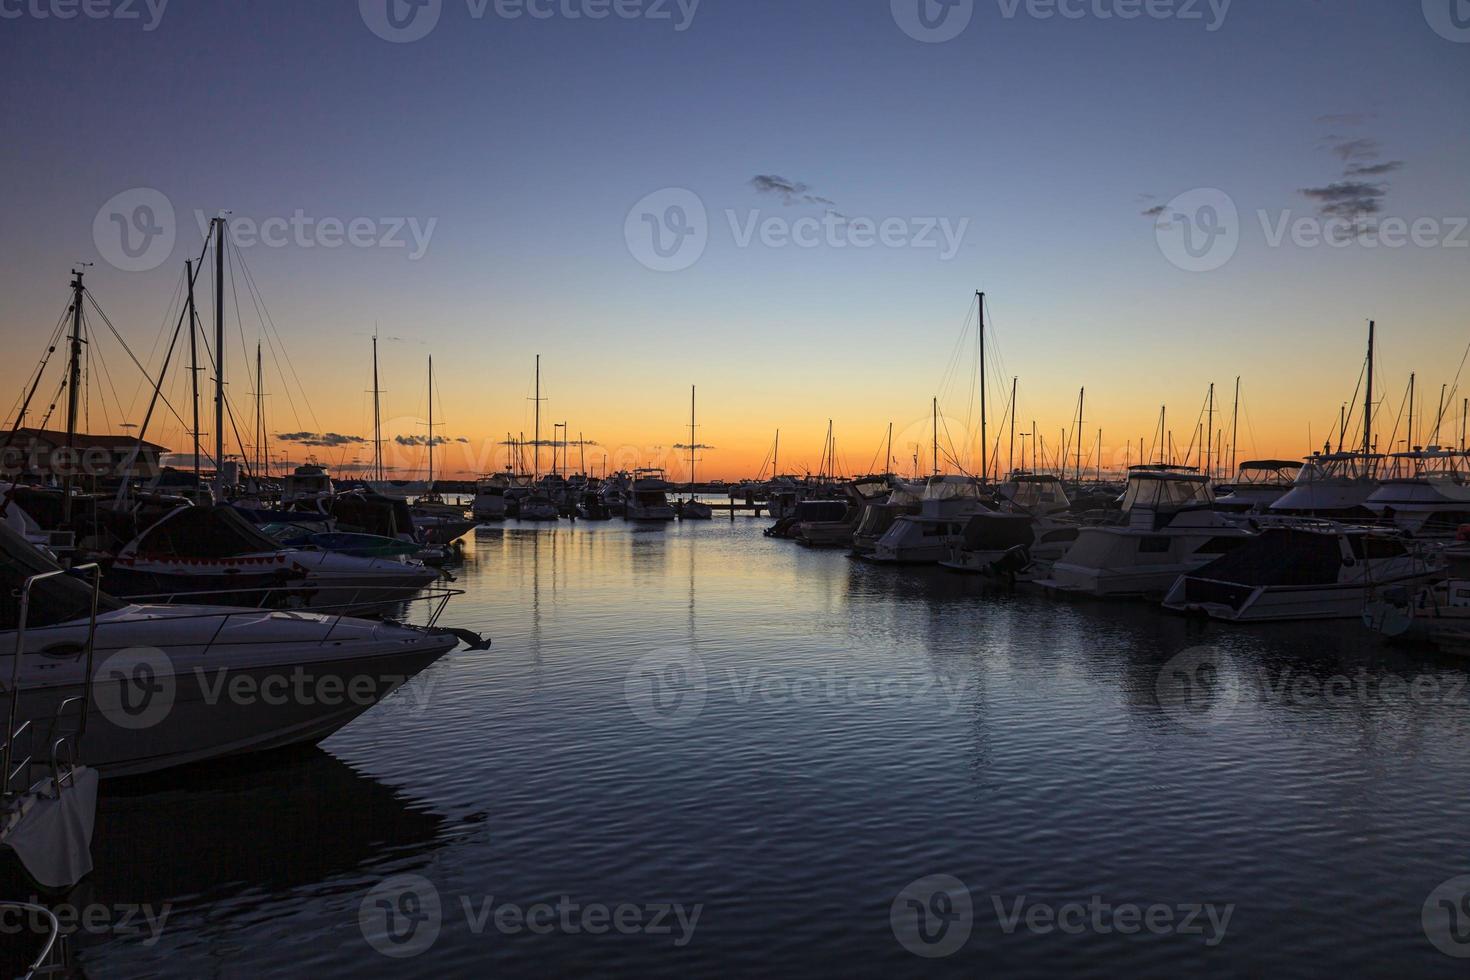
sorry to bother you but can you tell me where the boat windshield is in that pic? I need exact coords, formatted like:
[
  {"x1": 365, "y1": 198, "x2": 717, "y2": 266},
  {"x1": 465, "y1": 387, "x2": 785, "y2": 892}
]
[
  {"x1": 1233, "y1": 461, "x2": 1303, "y2": 486},
  {"x1": 922, "y1": 477, "x2": 984, "y2": 502},
  {"x1": 0, "y1": 522, "x2": 124, "y2": 629},
  {"x1": 1298, "y1": 453, "x2": 1381, "y2": 482},
  {"x1": 133, "y1": 505, "x2": 284, "y2": 558},
  {"x1": 1003, "y1": 476, "x2": 1069, "y2": 509},
  {"x1": 1120, "y1": 474, "x2": 1212, "y2": 512}
]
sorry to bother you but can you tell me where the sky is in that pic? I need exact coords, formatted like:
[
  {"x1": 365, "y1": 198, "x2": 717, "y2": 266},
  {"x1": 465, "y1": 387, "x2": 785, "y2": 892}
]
[{"x1": 1, "y1": 0, "x2": 1467, "y2": 481}]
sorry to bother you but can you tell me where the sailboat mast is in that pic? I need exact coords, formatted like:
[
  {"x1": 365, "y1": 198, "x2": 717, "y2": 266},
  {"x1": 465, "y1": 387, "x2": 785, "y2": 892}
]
[
  {"x1": 255, "y1": 343, "x2": 264, "y2": 481},
  {"x1": 62, "y1": 267, "x2": 85, "y2": 523},
  {"x1": 690, "y1": 386, "x2": 697, "y2": 489},
  {"x1": 977, "y1": 290, "x2": 988, "y2": 483},
  {"x1": 932, "y1": 397, "x2": 939, "y2": 477},
  {"x1": 774, "y1": 429, "x2": 780, "y2": 476},
  {"x1": 1205, "y1": 383, "x2": 1214, "y2": 480},
  {"x1": 1230, "y1": 376, "x2": 1240, "y2": 476},
  {"x1": 886, "y1": 421, "x2": 893, "y2": 477},
  {"x1": 372, "y1": 335, "x2": 383, "y2": 483},
  {"x1": 534, "y1": 354, "x2": 541, "y2": 481},
  {"x1": 427, "y1": 355, "x2": 435, "y2": 489},
  {"x1": 214, "y1": 217, "x2": 225, "y2": 500},
  {"x1": 1075, "y1": 387, "x2": 1085, "y2": 485},
  {"x1": 1408, "y1": 372, "x2": 1416, "y2": 452},
  {"x1": 187, "y1": 260, "x2": 201, "y2": 491},
  {"x1": 1364, "y1": 321, "x2": 1375, "y2": 456},
  {"x1": 1009, "y1": 377, "x2": 1017, "y2": 478}
]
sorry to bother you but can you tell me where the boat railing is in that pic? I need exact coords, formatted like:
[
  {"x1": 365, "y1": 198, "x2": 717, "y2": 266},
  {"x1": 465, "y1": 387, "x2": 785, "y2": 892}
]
[
  {"x1": 101, "y1": 585, "x2": 463, "y2": 642},
  {"x1": 4, "y1": 566, "x2": 100, "y2": 798},
  {"x1": 1, "y1": 901, "x2": 69, "y2": 978}
]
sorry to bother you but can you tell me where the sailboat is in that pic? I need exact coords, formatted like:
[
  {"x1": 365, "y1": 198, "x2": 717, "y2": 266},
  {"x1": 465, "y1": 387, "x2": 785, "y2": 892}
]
[
  {"x1": 680, "y1": 386, "x2": 713, "y2": 520},
  {"x1": 410, "y1": 356, "x2": 476, "y2": 544}
]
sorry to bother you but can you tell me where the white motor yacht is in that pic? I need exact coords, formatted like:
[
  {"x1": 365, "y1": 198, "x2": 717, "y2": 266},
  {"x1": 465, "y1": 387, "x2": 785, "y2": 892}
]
[
  {"x1": 1039, "y1": 466, "x2": 1255, "y2": 598},
  {"x1": 106, "y1": 505, "x2": 441, "y2": 614},
  {"x1": 1364, "y1": 448, "x2": 1470, "y2": 538},
  {"x1": 1163, "y1": 524, "x2": 1439, "y2": 621},
  {"x1": 868, "y1": 476, "x2": 991, "y2": 565},
  {"x1": 1269, "y1": 452, "x2": 1382, "y2": 520},
  {"x1": 1213, "y1": 459, "x2": 1304, "y2": 513},
  {"x1": 471, "y1": 475, "x2": 513, "y2": 522},
  {"x1": 624, "y1": 470, "x2": 677, "y2": 521},
  {"x1": 1, "y1": 523, "x2": 483, "y2": 779}
]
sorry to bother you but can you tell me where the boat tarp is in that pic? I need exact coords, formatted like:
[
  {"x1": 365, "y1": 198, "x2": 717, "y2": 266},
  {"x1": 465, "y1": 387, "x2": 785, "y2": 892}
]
[
  {"x1": 1187, "y1": 529, "x2": 1343, "y2": 587},
  {"x1": 134, "y1": 505, "x2": 284, "y2": 559}
]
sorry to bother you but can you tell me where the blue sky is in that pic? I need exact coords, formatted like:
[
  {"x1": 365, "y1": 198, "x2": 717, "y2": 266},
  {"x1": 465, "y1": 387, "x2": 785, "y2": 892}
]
[{"x1": 1, "y1": 0, "x2": 1466, "y2": 475}]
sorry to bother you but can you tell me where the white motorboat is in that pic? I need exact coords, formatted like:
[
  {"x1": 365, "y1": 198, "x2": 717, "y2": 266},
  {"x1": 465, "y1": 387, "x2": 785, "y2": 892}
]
[
  {"x1": 280, "y1": 464, "x2": 335, "y2": 507},
  {"x1": 940, "y1": 511, "x2": 1080, "y2": 577},
  {"x1": 1, "y1": 524, "x2": 483, "y2": 779},
  {"x1": 471, "y1": 474, "x2": 513, "y2": 521},
  {"x1": 868, "y1": 476, "x2": 990, "y2": 565},
  {"x1": 1364, "y1": 449, "x2": 1470, "y2": 538},
  {"x1": 624, "y1": 470, "x2": 677, "y2": 521},
  {"x1": 850, "y1": 483, "x2": 923, "y2": 556},
  {"x1": 1213, "y1": 459, "x2": 1304, "y2": 513},
  {"x1": 105, "y1": 505, "x2": 441, "y2": 614},
  {"x1": 1039, "y1": 467, "x2": 1256, "y2": 598},
  {"x1": 1269, "y1": 452, "x2": 1383, "y2": 519},
  {"x1": 1164, "y1": 524, "x2": 1440, "y2": 621},
  {"x1": 517, "y1": 494, "x2": 560, "y2": 522},
  {"x1": 678, "y1": 499, "x2": 714, "y2": 520}
]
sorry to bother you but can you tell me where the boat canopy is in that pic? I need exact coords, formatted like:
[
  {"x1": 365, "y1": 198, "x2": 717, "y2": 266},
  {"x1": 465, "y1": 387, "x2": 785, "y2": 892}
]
[
  {"x1": 921, "y1": 476, "x2": 985, "y2": 502},
  {"x1": 1234, "y1": 460, "x2": 1303, "y2": 485},
  {"x1": 128, "y1": 505, "x2": 285, "y2": 559},
  {"x1": 1298, "y1": 452, "x2": 1383, "y2": 482},
  {"x1": 959, "y1": 512, "x2": 1034, "y2": 551},
  {"x1": 1120, "y1": 470, "x2": 1212, "y2": 512},
  {"x1": 1001, "y1": 473, "x2": 1070, "y2": 510},
  {"x1": 0, "y1": 521, "x2": 124, "y2": 629},
  {"x1": 795, "y1": 501, "x2": 849, "y2": 523},
  {"x1": 1185, "y1": 527, "x2": 1373, "y2": 588}
]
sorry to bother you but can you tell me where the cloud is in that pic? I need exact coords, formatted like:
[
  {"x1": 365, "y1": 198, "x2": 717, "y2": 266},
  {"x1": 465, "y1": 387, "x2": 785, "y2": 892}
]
[
  {"x1": 1329, "y1": 138, "x2": 1381, "y2": 162},
  {"x1": 673, "y1": 443, "x2": 717, "y2": 451},
  {"x1": 1345, "y1": 161, "x2": 1404, "y2": 178},
  {"x1": 394, "y1": 435, "x2": 457, "y2": 447},
  {"x1": 1316, "y1": 112, "x2": 1376, "y2": 127},
  {"x1": 1141, "y1": 204, "x2": 1167, "y2": 218},
  {"x1": 1299, "y1": 181, "x2": 1389, "y2": 221},
  {"x1": 276, "y1": 432, "x2": 366, "y2": 447},
  {"x1": 750, "y1": 174, "x2": 837, "y2": 208}
]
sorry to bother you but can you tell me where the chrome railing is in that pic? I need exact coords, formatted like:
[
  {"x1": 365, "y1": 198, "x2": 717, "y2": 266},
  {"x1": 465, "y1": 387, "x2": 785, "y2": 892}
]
[
  {"x1": 4, "y1": 565, "x2": 100, "y2": 796},
  {"x1": 0, "y1": 901, "x2": 68, "y2": 978}
]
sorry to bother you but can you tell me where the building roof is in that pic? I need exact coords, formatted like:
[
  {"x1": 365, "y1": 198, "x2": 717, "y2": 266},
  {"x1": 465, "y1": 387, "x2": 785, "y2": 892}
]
[{"x1": 6, "y1": 428, "x2": 169, "y2": 452}]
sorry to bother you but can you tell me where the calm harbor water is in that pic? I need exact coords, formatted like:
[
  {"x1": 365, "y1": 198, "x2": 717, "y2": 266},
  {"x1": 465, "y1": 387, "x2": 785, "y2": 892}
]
[{"x1": 65, "y1": 518, "x2": 1470, "y2": 977}]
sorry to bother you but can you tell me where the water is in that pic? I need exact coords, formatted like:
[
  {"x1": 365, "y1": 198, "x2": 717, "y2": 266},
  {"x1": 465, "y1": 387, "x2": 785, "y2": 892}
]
[{"x1": 60, "y1": 519, "x2": 1470, "y2": 976}]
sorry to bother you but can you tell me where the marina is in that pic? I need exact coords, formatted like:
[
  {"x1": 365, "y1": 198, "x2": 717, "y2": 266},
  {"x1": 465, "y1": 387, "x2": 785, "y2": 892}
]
[{"x1": 2, "y1": 2, "x2": 1468, "y2": 976}]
